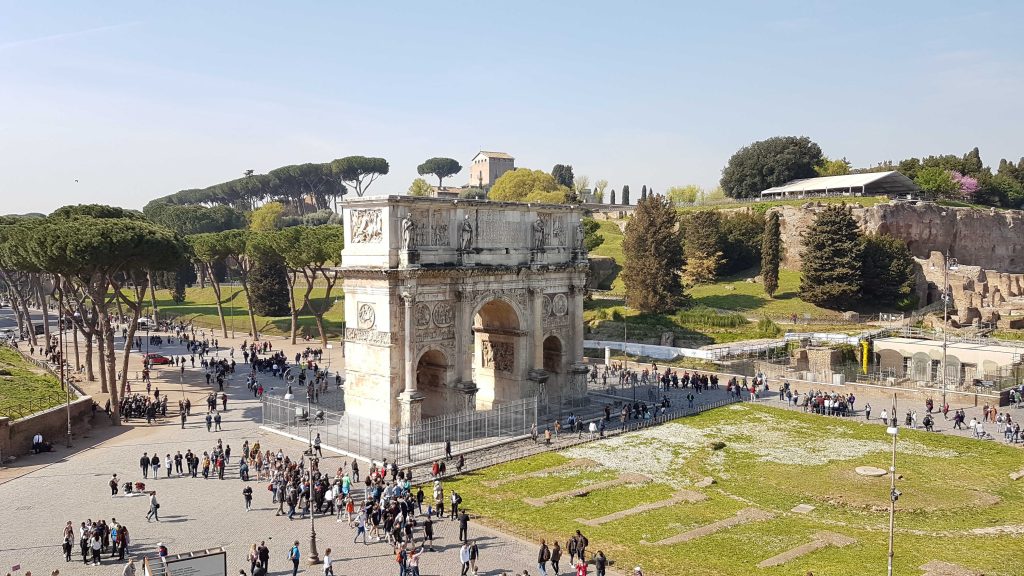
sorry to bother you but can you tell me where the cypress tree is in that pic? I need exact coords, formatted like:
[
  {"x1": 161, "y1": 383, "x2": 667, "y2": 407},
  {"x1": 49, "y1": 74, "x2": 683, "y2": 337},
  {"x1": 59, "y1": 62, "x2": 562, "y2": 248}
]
[
  {"x1": 641, "y1": 185, "x2": 648, "y2": 201},
  {"x1": 861, "y1": 234, "x2": 915, "y2": 306},
  {"x1": 799, "y1": 204, "x2": 863, "y2": 308},
  {"x1": 248, "y1": 255, "x2": 290, "y2": 316},
  {"x1": 761, "y1": 211, "x2": 781, "y2": 298},
  {"x1": 622, "y1": 185, "x2": 631, "y2": 205},
  {"x1": 622, "y1": 194, "x2": 687, "y2": 312},
  {"x1": 610, "y1": 189, "x2": 616, "y2": 205},
  {"x1": 682, "y1": 210, "x2": 725, "y2": 284}
]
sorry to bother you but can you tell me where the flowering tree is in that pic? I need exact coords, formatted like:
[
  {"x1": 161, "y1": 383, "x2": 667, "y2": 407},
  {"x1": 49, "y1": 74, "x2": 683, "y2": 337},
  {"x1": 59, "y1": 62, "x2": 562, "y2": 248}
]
[{"x1": 950, "y1": 171, "x2": 979, "y2": 201}]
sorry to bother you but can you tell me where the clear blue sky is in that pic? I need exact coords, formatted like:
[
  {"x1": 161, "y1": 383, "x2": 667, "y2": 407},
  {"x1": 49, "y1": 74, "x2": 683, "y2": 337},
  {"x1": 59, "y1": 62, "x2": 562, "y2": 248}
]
[{"x1": 1, "y1": 1, "x2": 1022, "y2": 213}]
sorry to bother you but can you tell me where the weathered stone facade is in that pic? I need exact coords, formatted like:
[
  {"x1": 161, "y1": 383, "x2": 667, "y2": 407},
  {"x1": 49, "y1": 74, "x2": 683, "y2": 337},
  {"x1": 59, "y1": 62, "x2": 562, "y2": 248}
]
[
  {"x1": 915, "y1": 251, "x2": 1024, "y2": 328},
  {"x1": 775, "y1": 201, "x2": 1024, "y2": 273},
  {"x1": 340, "y1": 196, "x2": 589, "y2": 430}
]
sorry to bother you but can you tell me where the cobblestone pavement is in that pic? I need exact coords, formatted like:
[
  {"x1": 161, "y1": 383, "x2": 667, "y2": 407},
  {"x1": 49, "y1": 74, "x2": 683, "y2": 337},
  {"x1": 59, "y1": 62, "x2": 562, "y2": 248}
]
[
  {"x1": 5, "y1": 318, "x2": 1017, "y2": 576},
  {"x1": 3, "y1": 324, "x2": 638, "y2": 576},
  {"x1": 0, "y1": 387, "x2": 596, "y2": 576}
]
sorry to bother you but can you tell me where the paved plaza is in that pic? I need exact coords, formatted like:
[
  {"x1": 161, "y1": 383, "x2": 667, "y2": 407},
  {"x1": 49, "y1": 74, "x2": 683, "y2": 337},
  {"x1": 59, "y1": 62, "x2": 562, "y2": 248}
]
[
  {"x1": 0, "y1": 359, "x2": 557, "y2": 576},
  {"x1": 1, "y1": 315, "x2": 1019, "y2": 576}
]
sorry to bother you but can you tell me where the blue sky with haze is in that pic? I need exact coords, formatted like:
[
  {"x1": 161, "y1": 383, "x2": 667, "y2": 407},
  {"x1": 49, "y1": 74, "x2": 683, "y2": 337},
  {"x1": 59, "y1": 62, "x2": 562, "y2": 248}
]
[{"x1": 1, "y1": 1, "x2": 1022, "y2": 213}]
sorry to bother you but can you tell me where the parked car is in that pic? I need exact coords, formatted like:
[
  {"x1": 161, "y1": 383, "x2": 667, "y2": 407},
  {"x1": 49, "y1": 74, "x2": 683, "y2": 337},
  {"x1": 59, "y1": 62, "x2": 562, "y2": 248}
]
[{"x1": 144, "y1": 353, "x2": 172, "y2": 365}]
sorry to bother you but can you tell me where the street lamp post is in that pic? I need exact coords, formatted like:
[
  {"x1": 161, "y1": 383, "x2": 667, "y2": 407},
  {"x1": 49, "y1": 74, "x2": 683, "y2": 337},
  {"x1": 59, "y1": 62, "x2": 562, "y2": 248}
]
[
  {"x1": 940, "y1": 252, "x2": 958, "y2": 411},
  {"x1": 58, "y1": 290, "x2": 71, "y2": 448},
  {"x1": 624, "y1": 321, "x2": 635, "y2": 402},
  {"x1": 305, "y1": 387, "x2": 320, "y2": 565},
  {"x1": 886, "y1": 394, "x2": 900, "y2": 576}
]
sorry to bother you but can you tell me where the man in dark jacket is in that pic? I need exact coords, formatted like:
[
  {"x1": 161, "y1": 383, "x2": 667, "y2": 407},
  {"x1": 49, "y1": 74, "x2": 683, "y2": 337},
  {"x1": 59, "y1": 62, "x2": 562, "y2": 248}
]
[{"x1": 538, "y1": 540, "x2": 551, "y2": 576}]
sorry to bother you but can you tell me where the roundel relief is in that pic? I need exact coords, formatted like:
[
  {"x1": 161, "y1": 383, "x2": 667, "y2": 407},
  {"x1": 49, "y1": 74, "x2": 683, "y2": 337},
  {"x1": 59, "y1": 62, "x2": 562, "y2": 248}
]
[
  {"x1": 432, "y1": 302, "x2": 454, "y2": 326},
  {"x1": 414, "y1": 303, "x2": 431, "y2": 329},
  {"x1": 357, "y1": 303, "x2": 376, "y2": 329},
  {"x1": 552, "y1": 293, "x2": 568, "y2": 316},
  {"x1": 542, "y1": 295, "x2": 553, "y2": 317}
]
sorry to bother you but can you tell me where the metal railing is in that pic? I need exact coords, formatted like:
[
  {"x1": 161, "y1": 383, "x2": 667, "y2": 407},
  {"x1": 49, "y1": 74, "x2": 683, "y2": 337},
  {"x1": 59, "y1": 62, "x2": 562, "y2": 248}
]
[
  {"x1": 429, "y1": 396, "x2": 741, "y2": 482},
  {"x1": 395, "y1": 396, "x2": 538, "y2": 464},
  {"x1": 261, "y1": 394, "x2": 395, "y2": 462},
  {"x1": 262, "y1": 394, "x2": 539, "y2": 466}
]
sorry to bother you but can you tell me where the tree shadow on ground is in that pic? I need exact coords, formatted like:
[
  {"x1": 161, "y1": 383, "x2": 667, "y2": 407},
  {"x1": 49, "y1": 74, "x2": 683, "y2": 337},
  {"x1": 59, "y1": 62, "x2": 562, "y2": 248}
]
[{"x1": 691, "y1": 293, "x2": 768, "y2": 311}]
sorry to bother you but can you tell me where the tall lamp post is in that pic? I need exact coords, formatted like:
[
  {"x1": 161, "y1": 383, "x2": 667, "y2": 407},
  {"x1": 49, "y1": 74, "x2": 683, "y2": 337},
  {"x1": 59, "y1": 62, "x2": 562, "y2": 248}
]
[
  {"x1": 939, "y1": 251, "x2": 958, "y2": 411},
  {"x1": 305, "y1": 386, "x2": 320, "y2": 565},
  {"x1": 886, "y1": 394, "x2": 900, "y2": 576},
  {"x1": 59, "y1": 290, "x2": 71, "y2": 448},
  {"x1": 623, "y1": 321, "x2": 636, "y2": 402}
]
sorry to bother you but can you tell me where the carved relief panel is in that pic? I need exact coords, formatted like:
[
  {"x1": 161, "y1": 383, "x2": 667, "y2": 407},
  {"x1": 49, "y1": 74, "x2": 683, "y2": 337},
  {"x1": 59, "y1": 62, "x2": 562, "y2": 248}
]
[
  {"x1": 481, "y1": 340, "x2": 514, "y2": 373},
  {"x1": 412, "y1": 209, "x2": 452, "y2": 247},
  {"x1": 351, "y1": 209, "x2": 383, "y2": 243}
]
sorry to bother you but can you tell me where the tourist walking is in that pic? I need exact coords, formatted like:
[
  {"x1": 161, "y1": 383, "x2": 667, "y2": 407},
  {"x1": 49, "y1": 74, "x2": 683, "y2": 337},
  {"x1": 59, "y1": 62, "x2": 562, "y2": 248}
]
[
  {"x1": 459, "y1": 542, "x2": 471, "y2": 576},
  {"x1": 538, "y1": 540, "x2": 551, "y2": 576},
  {"x1": 287, "y1": 541, "x2": 300, "y2": 576},
  {"x1": 146, "y1": 491, "x2": 160, "y2": 522}
]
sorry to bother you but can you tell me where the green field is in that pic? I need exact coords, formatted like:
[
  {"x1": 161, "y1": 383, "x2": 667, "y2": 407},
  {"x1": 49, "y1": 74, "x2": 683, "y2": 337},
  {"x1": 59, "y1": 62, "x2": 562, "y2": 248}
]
[
  {"x1": 148, "y1": 285, "x2": 345, "y2": 339},
  {"x1": 689, "y1": 269, "x2": 844, "y2": 319},
  {"x1": 0, "y1": 347, "x2": 72, "y2": 418},
  {"x1": 447, "y1": 403, "x2": 1024, "y2": 576}
]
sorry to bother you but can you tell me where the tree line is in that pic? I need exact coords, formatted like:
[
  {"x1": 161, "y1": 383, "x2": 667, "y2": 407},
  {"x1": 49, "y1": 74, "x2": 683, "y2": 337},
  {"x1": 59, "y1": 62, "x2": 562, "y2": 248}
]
[
  {"x1": 620, "y1": 197, "x2": 915, "y2": 314},
  {"x1": 719, "y1": 136, "x2": 1024, "y2": 208},
  {"x1": 0, "y1": 203, "x2": 348, "y2": 426}
]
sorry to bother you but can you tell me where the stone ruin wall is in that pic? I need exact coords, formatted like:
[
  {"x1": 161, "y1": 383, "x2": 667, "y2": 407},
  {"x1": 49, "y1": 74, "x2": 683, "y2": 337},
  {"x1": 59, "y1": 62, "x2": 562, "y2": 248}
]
[
  {"x1": 771, "y1": 201, "x2": 1024, "y2": 326},
  {"x1": 775, "y1": 201, "x2": 1024, "y2": 273}
]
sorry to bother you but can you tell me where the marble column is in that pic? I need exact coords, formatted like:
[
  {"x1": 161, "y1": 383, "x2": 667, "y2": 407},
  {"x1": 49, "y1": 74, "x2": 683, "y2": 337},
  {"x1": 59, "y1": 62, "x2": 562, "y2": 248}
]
[
  {"x1": 455, "y1": 288, "x2": 478, "y2": 409},
  {"x1": 398, "y1": 292, "x2": 423, "y2": 430}
]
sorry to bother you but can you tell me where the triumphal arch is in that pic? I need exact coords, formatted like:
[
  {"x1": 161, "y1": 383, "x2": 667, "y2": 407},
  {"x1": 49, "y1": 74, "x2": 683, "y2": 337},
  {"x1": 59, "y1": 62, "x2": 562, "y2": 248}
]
[{"x1": 340, "y1": 196, "x2": 589, "y2": 430}]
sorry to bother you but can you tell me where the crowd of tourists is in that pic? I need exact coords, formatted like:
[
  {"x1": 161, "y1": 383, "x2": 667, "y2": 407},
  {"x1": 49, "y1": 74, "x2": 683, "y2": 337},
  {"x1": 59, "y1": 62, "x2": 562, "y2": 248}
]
[{"x1": 60, "y1": 518, "x2": 132, "y2": 566}]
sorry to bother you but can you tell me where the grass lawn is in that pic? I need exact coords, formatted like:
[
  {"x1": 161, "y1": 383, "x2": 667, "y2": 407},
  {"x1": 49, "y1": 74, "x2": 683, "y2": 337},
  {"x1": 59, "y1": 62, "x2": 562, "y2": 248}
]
[
  {"x1": 992, "y1": 330, "x2": 1024, "y2": 341},
  {"x1": 446, "y1": 403, "x2": 1024, "y2": 576},
  {"x1": 147, "y1": 285, "x2": 345, "y2": 339},
  {"x1": 589, "y1": 219, "x2": 626, "y2": 294},
  {"x1": 0, "y1": 347, "x2": 72, "y2": 418},
  {"x1": 689, "y1": 269, "x2": 844, "y2": 319}
]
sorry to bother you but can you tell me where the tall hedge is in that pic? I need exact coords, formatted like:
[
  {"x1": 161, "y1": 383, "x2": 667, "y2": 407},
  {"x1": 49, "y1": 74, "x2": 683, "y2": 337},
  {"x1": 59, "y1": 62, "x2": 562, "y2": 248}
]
[{"x1": 248, "y1": 255, "x2": 290, "y2": 316}]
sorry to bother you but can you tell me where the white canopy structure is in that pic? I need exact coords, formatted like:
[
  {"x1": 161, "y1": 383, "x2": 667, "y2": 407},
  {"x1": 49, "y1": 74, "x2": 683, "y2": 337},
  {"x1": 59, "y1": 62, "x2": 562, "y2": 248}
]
[{"x1": 760, "y1": 171, "x2": 919, "y2": 199}]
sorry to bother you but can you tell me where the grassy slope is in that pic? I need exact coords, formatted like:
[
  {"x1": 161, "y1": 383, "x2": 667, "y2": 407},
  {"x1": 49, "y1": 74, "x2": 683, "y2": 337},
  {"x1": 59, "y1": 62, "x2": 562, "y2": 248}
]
[
  {"x1": 149, "y1": 285, "x2": 345, "y2": 339},
  {"x1": 689, "y1": 269, "x2": 840, "y2": 319},
  {"x1": 0, "y1": 347, "x2": 71, "y2": 416},
  {"x1": 446, "y1": 403, "x2": 1024, "y2": 576}
]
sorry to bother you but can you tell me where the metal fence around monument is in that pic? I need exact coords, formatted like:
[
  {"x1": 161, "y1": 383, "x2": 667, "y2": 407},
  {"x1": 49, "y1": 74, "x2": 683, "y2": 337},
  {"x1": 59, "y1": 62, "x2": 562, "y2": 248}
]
[
  {"x1": 261, "y1": 394, "x2": 394, "y2": 462},
  {"x1": 261, "y1": 393, "x2": 539, "y2": 465},
  {"x1": 394, "y1": 395, "x2": 538, "y2": 464}
]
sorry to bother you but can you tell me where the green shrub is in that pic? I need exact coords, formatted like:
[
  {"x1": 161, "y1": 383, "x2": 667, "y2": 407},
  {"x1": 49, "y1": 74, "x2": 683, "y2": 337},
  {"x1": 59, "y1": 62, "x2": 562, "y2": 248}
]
[
  {"x1": 611, "y1": 310, "x2": 624, "y2": 322},
  {"x1": 675, "y1": 305, "x2": 748, "y2": 328},
  {"x1": 756, "y1": 317, "x2": 782, "y2": 337}
]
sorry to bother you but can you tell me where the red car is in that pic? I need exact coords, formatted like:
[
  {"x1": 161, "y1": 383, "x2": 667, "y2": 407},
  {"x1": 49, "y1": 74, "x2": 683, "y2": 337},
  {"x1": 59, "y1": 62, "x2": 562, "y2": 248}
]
[{"x1": 144, "y1": 353, "x2": 172, "y2": 366}]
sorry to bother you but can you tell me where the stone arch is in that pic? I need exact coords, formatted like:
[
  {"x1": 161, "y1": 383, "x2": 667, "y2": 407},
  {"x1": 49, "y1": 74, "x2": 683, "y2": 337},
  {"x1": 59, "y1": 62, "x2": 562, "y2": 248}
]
[
  {"x1": 469, "y1": 295, "x2": 528, "y2": 332},
  {"x1": 416, "y1": 349, "x2": 453, "y2": 420},
  {"x1": 472, "y1": 298, "x2": 526, "y2": 409},
  {"x1": 542, "y1": 334, "x2": 567, "y2": 408}
]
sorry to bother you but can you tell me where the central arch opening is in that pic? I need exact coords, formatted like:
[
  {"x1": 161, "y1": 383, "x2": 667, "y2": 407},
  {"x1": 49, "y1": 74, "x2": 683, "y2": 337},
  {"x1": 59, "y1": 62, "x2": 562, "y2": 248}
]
[{"x1": 473, "y1": 299, "x2": 522, "y2": 409}]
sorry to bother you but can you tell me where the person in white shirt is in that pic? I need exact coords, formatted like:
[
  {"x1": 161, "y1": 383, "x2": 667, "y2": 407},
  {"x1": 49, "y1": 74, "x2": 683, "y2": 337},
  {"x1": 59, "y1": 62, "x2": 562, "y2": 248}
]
[
  {"x1": 322, "y1": 548, "x2": 333, "y2": 576},
  {"x1": 90, "y1": 534, "x2": 102, "y2": 565},
  {"x1": 32, "y1": 433, "x2": 44, "y2": 453}
]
